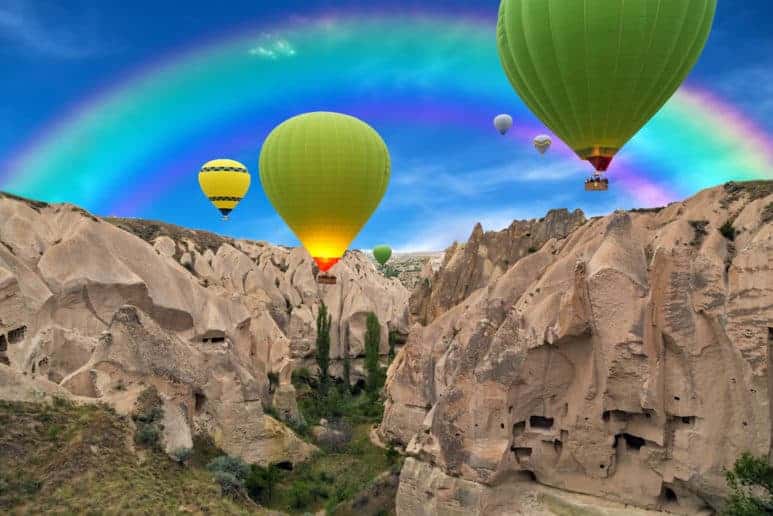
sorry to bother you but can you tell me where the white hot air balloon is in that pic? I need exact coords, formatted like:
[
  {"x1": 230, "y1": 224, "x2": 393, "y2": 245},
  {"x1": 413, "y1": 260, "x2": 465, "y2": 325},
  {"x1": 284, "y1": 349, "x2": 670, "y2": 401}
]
[
  {"x1": 533, "y1": 134, "x2": 552, "y2": 154},
  {"x1": 493, "y1": 114, "x2": 513, "y2": 135}
]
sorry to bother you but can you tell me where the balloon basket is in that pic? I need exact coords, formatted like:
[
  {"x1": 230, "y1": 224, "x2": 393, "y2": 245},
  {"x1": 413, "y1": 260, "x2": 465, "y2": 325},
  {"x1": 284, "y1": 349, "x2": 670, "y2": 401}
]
[
  {"x1": 584, "y1": 177, "x2": 609, "y2": 191},
  {"x1": 317, "y1": 274, "x2": 337, "y2": 285}
]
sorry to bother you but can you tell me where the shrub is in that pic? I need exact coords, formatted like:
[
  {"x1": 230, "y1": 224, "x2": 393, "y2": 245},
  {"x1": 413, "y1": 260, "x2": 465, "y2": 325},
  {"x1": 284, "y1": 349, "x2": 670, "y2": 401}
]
[
  {"x1": 213, "y1": 471, "x2": 243, "y2": 499},
  {"x1": 292, "y1": 367, "x2": 313, "y2": 388},
  {"x1": 207, "y1": 455, "x2": 250, "y2": 482},
  {"x1": 723, "y1": 452, "x2": 773, "y2": 515},
  {"x1": 132, "y1": 387, "x2": 164, "y2": 451},
  {"x1": 245, "y1": 464, "x2": 281, "y2": 505},
  {"x1": 720, "y1": 219, "x2": 737, "y2": 241},
  {"x1": 135, "y1": 424, "x2": 161, "y2": 449},
  {"x1": 289, "y1": 481, "x2": 314, "y2": 509},
  {"x1": 386, "y1": 445, "x2": 400, "y2": 465},
  {"x1": 316, "y1": 302, "x2": 332, "y2": 388},
  {"x1": 171, "y1": 447, "x2": 192, "y2": 465},
  {"x1": 528, "y1": 246, "x2": 538, "y2": 253}
]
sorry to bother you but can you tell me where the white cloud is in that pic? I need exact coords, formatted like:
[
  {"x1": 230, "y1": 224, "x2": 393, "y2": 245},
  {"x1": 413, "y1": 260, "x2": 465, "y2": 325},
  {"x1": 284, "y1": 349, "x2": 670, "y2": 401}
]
[
  {"x1": 394, "y1": 193, "x2": 576, "y2": 253},
  {"x1": 248, "y1": 37, "x2": 296, "y2": 60},
  {"x1": 0, "y1": 1, "x2": 111, "y2": 59},
  {"x1": 386, "y1": 158, "x2": 582, "y2": 210}
]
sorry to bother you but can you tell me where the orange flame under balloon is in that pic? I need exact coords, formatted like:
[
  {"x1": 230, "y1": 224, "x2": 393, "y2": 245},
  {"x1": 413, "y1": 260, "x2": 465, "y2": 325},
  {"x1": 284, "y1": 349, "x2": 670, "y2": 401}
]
[{"x1": 314, "y1": 257, "x2": 340, "y2": 273}]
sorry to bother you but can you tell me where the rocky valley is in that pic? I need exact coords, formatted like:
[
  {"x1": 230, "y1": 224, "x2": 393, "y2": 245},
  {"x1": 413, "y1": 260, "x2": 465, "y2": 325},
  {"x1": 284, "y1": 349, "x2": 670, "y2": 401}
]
[{"x1": 1, "y1": 181, "x2": 772, "y2": 515}]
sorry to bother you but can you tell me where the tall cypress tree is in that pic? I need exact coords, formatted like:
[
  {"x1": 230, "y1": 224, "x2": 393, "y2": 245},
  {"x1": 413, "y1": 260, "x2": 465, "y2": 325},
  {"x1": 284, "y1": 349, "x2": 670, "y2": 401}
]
[
  {"x1": 365, "y1": 312, "x2": 381, "y2": 393},
  {"x1": 316, "y1": 302, "x2": 332, "y2": 387}
]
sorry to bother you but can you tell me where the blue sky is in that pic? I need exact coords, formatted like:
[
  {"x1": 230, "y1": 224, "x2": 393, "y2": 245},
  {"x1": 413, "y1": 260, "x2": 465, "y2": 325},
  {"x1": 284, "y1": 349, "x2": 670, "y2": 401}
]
[{"x1": 1, "y1": 1, "x2": 772, "y2": 251}]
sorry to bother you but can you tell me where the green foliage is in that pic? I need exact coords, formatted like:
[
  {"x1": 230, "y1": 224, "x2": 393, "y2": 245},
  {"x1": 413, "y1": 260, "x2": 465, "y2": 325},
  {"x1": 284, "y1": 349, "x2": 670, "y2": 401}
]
[
  {"x1": 723, "y1": 453, "x2": 773, "y2": 515},
  {"x1": 170, "y1": 447, "x2": 192, "y2": 465},
  {"x1": 292, "y1": 367, "x2": 313, "y2": 389},
  {"x1": 132, "y1": 386, "x2": 164, "y2": 451},
  {"x1": 528, "y1": 246, "x2": 538, "y2": 253},
  {"x1": 245, "y1": 464, "x2": 280, "y2": 505},
  {"x1": 207, "y1": 455, "x2": 250, "y2": 483},
  {"x1": 720, "y1": 219, "x2": 737, "y2": 241},
  {"x1": 213, "y1": 471, "x2": 242, "y2": 499},
  {"x1": 365, "y1": 312, "x2": 383, "y2": 394},
  {"x1": 379, "y1": 264, "x2": 400, "y2": 278},
  {"x1": 386, "y1": 446, "x2": 400, "y2": 466},
  {"x1": 388, "y1": 331, "x2": 398, "y2": 364},
  {"x1": 316, "y1": 302, "x2": 332, "y2": 387},
  {"x1": 135, "y1": 425, "x2": 161, "y2": 449},
  {"x1": 342, "y1": 353, "x2": 351, "y2": 395}
]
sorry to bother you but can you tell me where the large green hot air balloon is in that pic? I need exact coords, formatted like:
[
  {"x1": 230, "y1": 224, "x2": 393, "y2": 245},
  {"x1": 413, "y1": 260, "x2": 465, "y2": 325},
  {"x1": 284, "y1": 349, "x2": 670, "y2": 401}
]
[
  {"x1": 497, "y1": 0, "x2": 716, "y2": 174},
  {"x1": 259, "y1": 112, "x2": 390, "y2": 283},
  {"x1": 373, "y1": 244, "x2": 392, "y2": 266}
]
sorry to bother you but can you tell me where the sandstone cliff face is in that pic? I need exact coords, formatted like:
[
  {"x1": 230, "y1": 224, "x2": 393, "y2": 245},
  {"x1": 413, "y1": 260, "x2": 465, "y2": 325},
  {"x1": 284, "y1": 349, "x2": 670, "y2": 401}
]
[
  {"x1": 381, "y1": 182, "x2": 773, "y2": 515},
  {"x1": 410, "y1": 208, "x2": 586, "y2": 325},
  {"x1": 0, "y1": 193, "x2": 408, "y2": 464}
]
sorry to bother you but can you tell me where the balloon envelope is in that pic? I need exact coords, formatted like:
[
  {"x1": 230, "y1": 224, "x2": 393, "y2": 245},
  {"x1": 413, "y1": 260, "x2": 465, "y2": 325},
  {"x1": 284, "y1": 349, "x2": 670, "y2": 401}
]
[
  {"x1": 493, "y1": 114, "x2": 513, "y2": 135},
  {"x1": 533, "y1": 135, "x2": 551, "y2": 155},
  {"x1": 373, "y1": 244, "x2": 392, "y2": 265},
  {"x1": 259, "y1": 112, "x2": 390, "y2": 273},
  {"x1": 198, "y1": 159, "x2": 251, "y2": 219},
  {"x1": 497, "y1": 0, "x2": 716, "y2": 171}
]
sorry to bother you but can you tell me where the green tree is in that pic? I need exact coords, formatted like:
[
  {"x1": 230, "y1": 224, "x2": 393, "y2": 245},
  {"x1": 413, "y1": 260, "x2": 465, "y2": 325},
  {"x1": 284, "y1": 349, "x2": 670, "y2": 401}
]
[
  {"x1": 388, "y1": 331, "x2": 397, "y2": 364},
  {"x1": 316, "y1": 302, "x2": 332, "y2": 388},
  {"x1": 365, "y1": 312, "x2": 382, "y2": 393},
  {"x1": 723, "y1": 452, "x2": 773, "y2": 515}
]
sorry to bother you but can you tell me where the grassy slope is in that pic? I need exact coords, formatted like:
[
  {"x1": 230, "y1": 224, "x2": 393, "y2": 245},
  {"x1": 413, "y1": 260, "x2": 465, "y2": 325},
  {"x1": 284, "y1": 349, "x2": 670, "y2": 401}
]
[{"x1": 0, "y1": 398, "x2": 258, "y2": 515}]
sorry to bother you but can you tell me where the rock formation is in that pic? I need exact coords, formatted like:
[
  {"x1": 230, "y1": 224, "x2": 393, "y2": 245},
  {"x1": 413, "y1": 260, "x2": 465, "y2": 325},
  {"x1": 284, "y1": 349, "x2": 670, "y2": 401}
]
[
  {"x1": 381, "y1": 182, "x2": 773, "y2": 515},
  {"x1": 0, "y1": 192, "x2": 409, "y2": 465}
]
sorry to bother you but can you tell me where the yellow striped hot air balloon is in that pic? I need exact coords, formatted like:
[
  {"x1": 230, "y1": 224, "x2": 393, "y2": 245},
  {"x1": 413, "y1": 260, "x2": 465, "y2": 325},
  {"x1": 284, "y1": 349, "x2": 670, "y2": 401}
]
[{"x1": 198, "y1": 159, "x2": 251, "y2": 220}]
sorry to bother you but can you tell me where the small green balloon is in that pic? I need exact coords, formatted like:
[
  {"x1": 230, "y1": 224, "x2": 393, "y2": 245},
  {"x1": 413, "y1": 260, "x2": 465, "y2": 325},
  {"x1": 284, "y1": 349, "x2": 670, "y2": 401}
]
[{"x1": 373, "y1": 245, "x2": 392, "y2": 266}]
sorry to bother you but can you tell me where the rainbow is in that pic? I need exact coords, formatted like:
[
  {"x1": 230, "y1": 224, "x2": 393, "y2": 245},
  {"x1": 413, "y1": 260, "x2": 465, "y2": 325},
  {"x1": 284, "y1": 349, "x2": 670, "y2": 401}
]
[{"x1": 2, "y1": 11, "x2": 771, "y2": 240}]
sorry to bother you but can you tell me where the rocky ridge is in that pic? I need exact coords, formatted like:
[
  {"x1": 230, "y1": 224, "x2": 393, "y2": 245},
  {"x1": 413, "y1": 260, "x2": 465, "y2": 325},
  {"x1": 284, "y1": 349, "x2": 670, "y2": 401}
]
[
  {"x1": 381, "y1": 181, "x2": 773, "y2": 515},
  {"x1": 0, "y1": 192, "x2": 409, "y2": 465}
]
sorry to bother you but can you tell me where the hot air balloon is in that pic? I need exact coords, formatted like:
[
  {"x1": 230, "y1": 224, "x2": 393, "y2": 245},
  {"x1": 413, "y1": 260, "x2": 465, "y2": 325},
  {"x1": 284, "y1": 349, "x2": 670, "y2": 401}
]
[
  {"x1": 493, "y1": 114, "x2": 513, "y2": 135},
  {"x1": 198, "y1": 159, "x2": 251, "y2": 220},
  {"x1": 373, "y1": 244, "x2": 392, "y2": 266},
  {"x1": 497, "y1": 0, "x2": 716, "y2": 189},
  {"x1": 259, "y1": 112, "x2": 390, "y2": 285},
  {"x1": 533, "y1": 135, "x2": 551, "y2": 155}
]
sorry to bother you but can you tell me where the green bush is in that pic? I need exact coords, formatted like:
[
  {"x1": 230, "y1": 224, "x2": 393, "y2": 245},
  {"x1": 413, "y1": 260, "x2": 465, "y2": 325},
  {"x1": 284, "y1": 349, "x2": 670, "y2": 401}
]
[
  {"x1": 723, "y1": 453, "x2": 773, "y2": 515},
  {"x1": 245, "y1": 464, "x2": 280, "y2": 505},
  {"x1": 135, "y1": 424, "x2": 161, "y2": 449},
  {"x1": 528, "y1": 246, "x2": 538, "y2": 253},
  {"x1": 171, "y1": 447, "x2": 192, "y2": 465},
  {"x1": 720, "y1": 219, "x2": 737, "y2": 241},
  {"x1": 213, "y1": 471, "x2": 243, "y2": 499},
  {"x1": 292, "y1": 367, "x2": 313, "y2": 388},
  {"x1": 207, "y1": 455, "x2": 250, "y2": 482}
]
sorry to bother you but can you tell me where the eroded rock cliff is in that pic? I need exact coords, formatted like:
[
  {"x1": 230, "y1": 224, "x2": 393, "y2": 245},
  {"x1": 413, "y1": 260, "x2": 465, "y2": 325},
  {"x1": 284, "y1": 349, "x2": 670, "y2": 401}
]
[
  {"x1": 0, "y1": 192, "x2": 409, "y2": 465},
  {"x1": 381, "y1": 181, "x2": 773, "y2": 515}
]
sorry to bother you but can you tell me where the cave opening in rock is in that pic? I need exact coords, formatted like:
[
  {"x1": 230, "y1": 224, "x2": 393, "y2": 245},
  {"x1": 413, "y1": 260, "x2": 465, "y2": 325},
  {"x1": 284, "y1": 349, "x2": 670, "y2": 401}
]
[
  {"x1": 512, "y1": 421, "x2": 526, "y2": 437},
  {"x1": 7, "y1": 326, "x2": 26, "y2": 344},
  {"x1": 512, "y1": 447, "x2": 532, "y2": 460},
  {"x1": 681, "y1": 416, "x2": 696, "y2": 425},
  {"x1": 622, "y1": 433, "x2": 646, "y2": 450},
  {"x1": 194, "y1": 391, "x2": 206, "y2": 413},
  {"x1": 660, "y1": 486, "x2": 678, "y2": 504},
  {"x1": 0, "y1": 334, "x2": 6, "y2": 352},
  {"x1": 275, "y1": 461, "x2": 293, "y2": 471},
  {"x1": 211, "y1": 337, "x2": 225, "y2": 344},
  {"x1": 529, "y1": 416, "x2": 554, "y2": 429}
]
